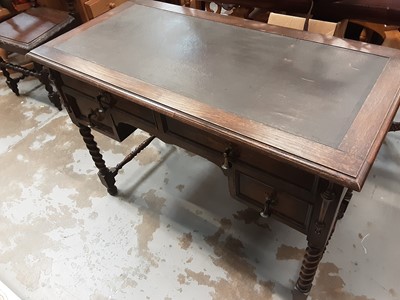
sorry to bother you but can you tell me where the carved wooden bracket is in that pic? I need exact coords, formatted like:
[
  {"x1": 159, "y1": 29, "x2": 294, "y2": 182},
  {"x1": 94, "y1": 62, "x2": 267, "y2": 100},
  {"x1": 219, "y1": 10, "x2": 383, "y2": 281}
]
[{"x1": 315, "y1": 182, "x2": 335, "y2": 235}]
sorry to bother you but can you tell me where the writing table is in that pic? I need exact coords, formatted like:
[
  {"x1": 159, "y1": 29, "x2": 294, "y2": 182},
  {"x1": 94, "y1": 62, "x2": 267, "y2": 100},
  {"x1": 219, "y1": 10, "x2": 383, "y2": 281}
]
[{"x1": 28, "y1": 0, "x2": 400, "y2": 294}]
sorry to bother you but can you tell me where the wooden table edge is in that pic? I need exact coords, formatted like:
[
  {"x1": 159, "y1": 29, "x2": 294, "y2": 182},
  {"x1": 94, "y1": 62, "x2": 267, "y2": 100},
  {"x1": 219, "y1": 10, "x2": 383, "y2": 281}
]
[{"x1": 28, "y1": 49, "x2": 365, "y2": 191}]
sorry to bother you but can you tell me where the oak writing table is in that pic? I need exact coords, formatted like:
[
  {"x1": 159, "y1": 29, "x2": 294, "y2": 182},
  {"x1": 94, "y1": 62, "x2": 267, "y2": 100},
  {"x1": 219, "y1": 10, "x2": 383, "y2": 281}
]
[{"x1": 28, "y1": 0, "x2": 400, "y2": 294}]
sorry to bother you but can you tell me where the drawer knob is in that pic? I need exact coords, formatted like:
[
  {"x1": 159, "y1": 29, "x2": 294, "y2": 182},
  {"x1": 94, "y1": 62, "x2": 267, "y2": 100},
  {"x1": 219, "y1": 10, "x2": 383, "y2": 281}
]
[
  {"x1": 221, "y1": 150, "x2": 231, "y2": 170},
  {"x1": 260, "y1": 192, "x2": 277, "y2": 218},
  {"x1": 87, "y1": 91, "x2": 115, "y2": 126},
  {"x1": 88, "y1": 107, "x2": 106, "y2": 125}
]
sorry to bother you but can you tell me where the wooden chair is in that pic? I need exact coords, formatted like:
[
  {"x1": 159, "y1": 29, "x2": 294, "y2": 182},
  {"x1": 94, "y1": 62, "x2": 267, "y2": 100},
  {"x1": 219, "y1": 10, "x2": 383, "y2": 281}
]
[{"x1": 0, "y1": 0, "x2": 78, "y2": 110}]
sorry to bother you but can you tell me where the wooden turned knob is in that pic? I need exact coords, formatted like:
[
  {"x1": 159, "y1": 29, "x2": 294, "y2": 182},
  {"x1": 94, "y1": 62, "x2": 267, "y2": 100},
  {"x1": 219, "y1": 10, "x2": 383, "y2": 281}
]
[{"x1": 109, "y1": 2, "x2": 116, "y2": 9}]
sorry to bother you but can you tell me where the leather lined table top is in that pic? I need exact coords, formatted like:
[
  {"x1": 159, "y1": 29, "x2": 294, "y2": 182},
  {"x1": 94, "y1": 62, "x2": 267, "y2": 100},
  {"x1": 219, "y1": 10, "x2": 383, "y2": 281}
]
[
  {"x1": 28, "y1": 0, "x2": 400, "y2": 190},
  {"x1": 54, "y1": 4, "x2": 387, "y2": 148}
]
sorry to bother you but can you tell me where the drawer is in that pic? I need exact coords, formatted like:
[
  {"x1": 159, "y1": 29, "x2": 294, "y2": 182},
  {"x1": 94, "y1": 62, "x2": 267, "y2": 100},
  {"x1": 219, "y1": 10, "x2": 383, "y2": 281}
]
[
  {"x1": 162, "y1": 115, "x2": 232, "y2": 165},
  {"x1": 239, "y1": 147, "x2": 317, "y2": 194},
  {"x1": 228, "y1": 165, "x2": 314, "y2": 233},
  {"x1": 60, "y1": 75, "x2": 137, "y2": 141},
  {"x1": 62, "y1": 74, "x2": 156, "y2": 127},
  {"x1": 85, "y1": 0, "x2": 127, "y2": 19},
  {"x1": 164, "y1": 116, "x2": 230, "y2": 153},
  {"x1": 164, "y1": 115, "x2": 317, "y2": 195}
]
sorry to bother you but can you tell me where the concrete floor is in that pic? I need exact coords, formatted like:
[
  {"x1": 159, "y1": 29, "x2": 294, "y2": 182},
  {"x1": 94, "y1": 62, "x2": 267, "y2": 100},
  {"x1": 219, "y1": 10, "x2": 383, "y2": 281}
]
[{"x1": 1, "y1": 40, "x2": 400, "y2": 300}]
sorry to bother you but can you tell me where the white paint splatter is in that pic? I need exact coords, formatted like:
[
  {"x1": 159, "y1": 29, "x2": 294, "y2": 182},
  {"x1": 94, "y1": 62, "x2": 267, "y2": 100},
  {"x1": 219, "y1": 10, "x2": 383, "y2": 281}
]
[{"x1": 29, "y1": 134, "x2": 56, "y2": 150}]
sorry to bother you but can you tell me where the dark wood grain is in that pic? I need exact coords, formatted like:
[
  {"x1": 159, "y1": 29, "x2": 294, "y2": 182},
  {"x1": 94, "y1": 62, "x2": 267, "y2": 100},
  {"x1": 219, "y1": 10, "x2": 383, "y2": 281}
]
[
  {"x1": 28, "y1": 0, "x2": 400, "y2": 191},
  {"x1": 0, "y1": 0, "x2": 77, "y2": 109},
  {"x1": 29, "y1": 46, "x2": 368, "y2": 189},
  {"x1": 0, "y1": 7, "x2": 74, "y2": 54},
  {"x1": 53, "y1": 4, "x2": 389, "y2": 149},
  {"x1": 26, "y1": 0, "x2": 400, "y2": 294}
]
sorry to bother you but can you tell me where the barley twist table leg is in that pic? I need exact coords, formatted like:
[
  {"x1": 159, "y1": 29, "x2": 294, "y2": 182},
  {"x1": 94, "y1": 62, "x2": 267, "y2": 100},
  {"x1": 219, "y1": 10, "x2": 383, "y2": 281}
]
[
  {"x1": 0, "y1": 57, "x2": 20, "y2": 96},
  {"x1": 295, "y1": 183, "x2": 346, "y2": 294},
  {"x1": 35, "y1": 63, "x2": 62, "y2": 110},
  {"x1": 78, "y1": 124, "x2": 117, "y2": 195},
  {"x1": 296, "y1": 219, "x2": 337, "y2": 294},
  {"x1": 295, "y1": 246, "x2": 324, "y2": 293}
]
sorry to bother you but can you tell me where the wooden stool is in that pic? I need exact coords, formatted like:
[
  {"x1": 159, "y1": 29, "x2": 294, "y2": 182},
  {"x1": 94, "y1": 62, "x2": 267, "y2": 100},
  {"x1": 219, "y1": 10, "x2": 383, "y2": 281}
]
[{"x1": 0, "y1": 1, "x2": 78, "y2": 110}]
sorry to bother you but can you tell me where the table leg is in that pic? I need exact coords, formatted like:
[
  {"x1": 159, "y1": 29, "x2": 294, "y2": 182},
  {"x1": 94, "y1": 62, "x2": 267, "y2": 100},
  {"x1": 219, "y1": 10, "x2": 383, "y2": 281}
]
[
  {"x1": 295, "y1": 182, "x2": 346, "y2": 294},
  {"x1": 295, "y1": 244, "x2": 325, "y2": 294},
  {"x1": 389, "y1": 122, "x2": 400, "y2": 132},
  {"x1": 337, "y1": 189, "x2": 353, "y2": 220},
  {"x1": 0, "y1": 56, "x2": 20, "y2": 96},
  {"x1": 34, "y1": 63, "x2": 62, "y2": 110},
  {"x1": 78, "y1": 124, "x2": 118, "y2": 195}
]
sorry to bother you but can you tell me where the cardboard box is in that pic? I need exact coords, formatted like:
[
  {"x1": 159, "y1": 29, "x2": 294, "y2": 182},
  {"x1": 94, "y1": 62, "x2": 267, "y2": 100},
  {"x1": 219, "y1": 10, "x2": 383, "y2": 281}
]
[{"x1": 267, "y1": 13, "x2": 347, "y2": 38}]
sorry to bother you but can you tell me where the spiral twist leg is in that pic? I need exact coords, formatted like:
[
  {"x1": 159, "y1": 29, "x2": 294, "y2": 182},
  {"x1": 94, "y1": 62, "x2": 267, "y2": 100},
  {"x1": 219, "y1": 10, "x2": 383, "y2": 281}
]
[
  {"x1": 0, "y1": 57, "x2": 20, "y2": 96},
  {"x1": 1, "y1": 58, "x2": 62, "y2": 109},
  {"x1": 389, "y1": 122, "x2": 400, "y2": 132},
  {"x1": 296, "y1": 206, "x2": 340, "y2": 294},
  {"x1": 35, "y1": 64, "x2": 62, "y2": 110},
  {"x1": 78, "y1": 125, "x2": 117, "y2": 195},
  {"x1": 295, "y1": 246, "x2": 325, "y2": 294}
]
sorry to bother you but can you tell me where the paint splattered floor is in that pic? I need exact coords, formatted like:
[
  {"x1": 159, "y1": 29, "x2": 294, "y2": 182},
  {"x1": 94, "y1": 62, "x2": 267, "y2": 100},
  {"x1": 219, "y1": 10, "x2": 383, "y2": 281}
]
[{"x1": 1, "y1": 71, "x2": 400, "y2": 299}]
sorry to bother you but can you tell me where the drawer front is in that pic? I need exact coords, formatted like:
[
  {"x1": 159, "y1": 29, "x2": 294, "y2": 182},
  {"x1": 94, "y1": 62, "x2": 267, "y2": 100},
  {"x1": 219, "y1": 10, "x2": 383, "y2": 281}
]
[
  {"x1": 164, "y1": 116, "x2": 230, "y2": 154},
  {"x1": 60, "y1": 74, "x2": 157, "y2": 141},
  {"x1": 229, "y1": 167, "x2": 313, "y2": 233},
  {"x1": 162, "y1": 115, "x2": 313, "y2": 232},
  {"x1": 85, "y1": 0, "x2": 127, "y2": 19},
  {"x1": 63, "y1": 86, "x2": 125, "y2": 140},
  {"x1": 164, "y1": 115, "x2": 317, "y2": 195},
  {"x1": 162, "y1": 115, "x2": 232, "y2": 165}
]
